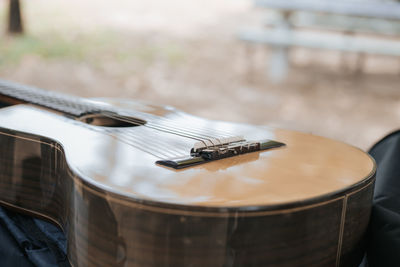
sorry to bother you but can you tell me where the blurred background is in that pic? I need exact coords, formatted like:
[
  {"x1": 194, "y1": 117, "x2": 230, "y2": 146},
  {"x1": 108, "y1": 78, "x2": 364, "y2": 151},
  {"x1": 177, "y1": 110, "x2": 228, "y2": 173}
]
[{"x1": 1, "y1": 0, "x2": 399, "y2": 150}]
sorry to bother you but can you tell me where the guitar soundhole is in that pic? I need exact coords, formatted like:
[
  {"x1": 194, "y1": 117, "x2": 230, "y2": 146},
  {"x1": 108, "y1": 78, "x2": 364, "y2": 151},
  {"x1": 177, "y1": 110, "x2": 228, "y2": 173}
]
[{"x1": 79, "y1": 114, "x2": 146, "y2": 127}]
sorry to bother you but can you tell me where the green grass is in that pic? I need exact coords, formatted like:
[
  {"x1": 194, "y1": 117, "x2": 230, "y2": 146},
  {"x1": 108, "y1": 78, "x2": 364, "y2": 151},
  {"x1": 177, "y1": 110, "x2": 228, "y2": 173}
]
[
  {"x1": 0, "y1": 0, "x2": 188, "y2": 71},
  {"x1": 0, "y1": 30, "x2": 186, "y2": 69},
  {"x1": 0, "y1": 33, "x2": 86, "y2": 65}
]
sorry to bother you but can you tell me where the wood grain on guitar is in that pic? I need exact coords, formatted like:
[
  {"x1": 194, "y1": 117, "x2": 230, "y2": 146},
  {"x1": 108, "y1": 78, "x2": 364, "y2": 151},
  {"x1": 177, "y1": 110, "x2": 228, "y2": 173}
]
[{"x1": 0, "y1": 79, "x2": 375, "y2": 266}]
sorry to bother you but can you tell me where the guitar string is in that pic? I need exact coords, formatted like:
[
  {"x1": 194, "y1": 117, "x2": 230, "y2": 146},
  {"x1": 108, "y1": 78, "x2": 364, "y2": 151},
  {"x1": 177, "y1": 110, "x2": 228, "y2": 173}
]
[
  {"x1": 0, "y1": 81, "x2": 237, "y2": 140},
  {"x1": 0, "y1": 82, "x2": 242, "y2": 153},
  {"x1": 130, "y1": 110, "x2": 235, "y2": 137},
  {"x1": 115, "y1": 109, "x2": 236, "y2": 138},
  {"x1": 105, "y1": 111, "x2": 233, "y2": 141},
  {"x1": 149, "y1": 119, "x2": 230, "y2": 140},
  {"x1": 101, "y1": 112, "x2": 220, "y2": 148},
  {"x1": 164, "y1": 111, "x2": 238, "y2": 136},
  {"x1": 147, "y1": 119, "x2": 234, "y2": 143},
  {"x1": 114, "y1": 128, "x2": 190, "y2": 157},
  {"x1": 91, "y1": 112, "x2": 251, "y2": 159},
  {"x1": 65, "y1": 118, "x2": 182, "y2": 159},
  {"x1": 97, "y1": 113, "x2": 231, "y2": 158},
  {"x1": 91, "y1": 110, "x2": 242, "y2": 156},
  {"x1": 102, "y1": 129, "x2": 174, "y2": 159},
  {"x1": 98, "y1": 127, "x2": 182, "y2": 159},
  {"x1": 101, "y1": 109, "x2": 244, "y2": 147},
  {"x1": 123, "y1": 127, "x2": 191, "y2": 151},
  {"x1": 166, "y1": 111, "x2": 236, "y2": 136}
]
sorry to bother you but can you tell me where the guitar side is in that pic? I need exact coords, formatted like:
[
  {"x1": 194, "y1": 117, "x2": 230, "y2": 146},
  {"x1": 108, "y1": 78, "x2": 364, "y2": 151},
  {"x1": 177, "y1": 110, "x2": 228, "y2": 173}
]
[{"x1": 0, "y1": 102, "x2": 375, "y2": 266}]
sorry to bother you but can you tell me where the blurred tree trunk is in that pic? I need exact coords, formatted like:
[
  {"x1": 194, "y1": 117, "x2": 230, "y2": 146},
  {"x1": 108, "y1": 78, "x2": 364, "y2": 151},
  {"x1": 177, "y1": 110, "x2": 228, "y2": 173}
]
[{"x1": 8, "y1": 0, "x2": 24, "y2": 34}]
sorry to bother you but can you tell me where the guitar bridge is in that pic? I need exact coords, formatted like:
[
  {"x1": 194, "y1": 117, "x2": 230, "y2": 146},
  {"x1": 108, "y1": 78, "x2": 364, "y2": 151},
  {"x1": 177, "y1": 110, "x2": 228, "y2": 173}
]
[{"x1": 156, "y1": 138, "x2": 285, "y2": 169}]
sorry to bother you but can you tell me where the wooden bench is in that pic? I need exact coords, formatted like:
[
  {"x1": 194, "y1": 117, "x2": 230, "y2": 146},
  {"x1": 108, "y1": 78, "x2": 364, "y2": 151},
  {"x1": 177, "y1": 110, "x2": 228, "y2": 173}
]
[{"x1": 239, "y1": 0, "x2": 400, "y2": 82}]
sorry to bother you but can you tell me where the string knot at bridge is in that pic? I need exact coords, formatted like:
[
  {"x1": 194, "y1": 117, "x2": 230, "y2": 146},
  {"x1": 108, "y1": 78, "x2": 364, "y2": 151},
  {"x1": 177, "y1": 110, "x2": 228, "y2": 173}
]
[
  {"x1": 156, "y1": 138, "x2": 285, "y2": 169},
  {"x1": 192, "y1": 136, "x2": 245, "y2": 152}
]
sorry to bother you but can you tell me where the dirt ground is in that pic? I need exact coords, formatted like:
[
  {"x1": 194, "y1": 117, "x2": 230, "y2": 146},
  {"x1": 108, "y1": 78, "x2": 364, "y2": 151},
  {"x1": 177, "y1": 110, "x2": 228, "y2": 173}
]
[{"x1": 0, "y1": 0, "x2": 399, "y2": 150}]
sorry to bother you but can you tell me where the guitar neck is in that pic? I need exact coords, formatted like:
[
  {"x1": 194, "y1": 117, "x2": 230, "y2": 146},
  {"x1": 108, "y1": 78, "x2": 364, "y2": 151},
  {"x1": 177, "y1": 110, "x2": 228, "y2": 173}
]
[{"x1": 0, "y1": 79, "x2": 100, "y2": 117}]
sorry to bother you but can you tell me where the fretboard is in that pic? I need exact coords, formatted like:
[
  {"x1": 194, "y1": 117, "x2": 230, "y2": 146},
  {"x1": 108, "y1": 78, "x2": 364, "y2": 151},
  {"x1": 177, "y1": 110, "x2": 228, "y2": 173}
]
[{"x1": 0, "y1": 79, "x2": 101, "y2": 117}]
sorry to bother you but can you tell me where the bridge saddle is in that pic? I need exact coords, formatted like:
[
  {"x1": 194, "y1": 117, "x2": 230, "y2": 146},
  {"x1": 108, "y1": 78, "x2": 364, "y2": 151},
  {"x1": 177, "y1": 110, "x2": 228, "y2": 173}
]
[{"x1": 156, "y1": 137, "x2": 285, "y2": 169}]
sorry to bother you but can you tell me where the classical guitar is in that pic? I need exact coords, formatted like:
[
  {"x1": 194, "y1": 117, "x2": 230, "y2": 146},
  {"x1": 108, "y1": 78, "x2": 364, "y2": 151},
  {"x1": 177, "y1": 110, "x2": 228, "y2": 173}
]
[{"x1": 0, "y1": 79, "x2": 375, "y2": 267}]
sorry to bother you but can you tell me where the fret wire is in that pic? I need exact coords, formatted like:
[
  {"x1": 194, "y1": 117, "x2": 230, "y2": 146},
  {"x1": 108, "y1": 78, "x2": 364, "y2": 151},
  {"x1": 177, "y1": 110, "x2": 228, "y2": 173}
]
[
  {"x1": 0, "y1": 80, "x2": 237, "y2": 139},
  {"x1": 0, "y1": 80, "x2": 240, "y2": 150}
]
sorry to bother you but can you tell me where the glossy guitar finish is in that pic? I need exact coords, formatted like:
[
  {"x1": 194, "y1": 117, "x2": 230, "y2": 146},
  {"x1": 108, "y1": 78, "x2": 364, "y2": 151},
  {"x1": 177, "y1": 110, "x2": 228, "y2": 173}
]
[{"x1": 0, "y1": 84, "x2": 375, "y2": 266}]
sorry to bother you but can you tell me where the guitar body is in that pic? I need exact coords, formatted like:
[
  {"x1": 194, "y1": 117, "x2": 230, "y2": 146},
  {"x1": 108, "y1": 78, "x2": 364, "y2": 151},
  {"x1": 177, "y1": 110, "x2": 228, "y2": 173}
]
[{"x1": 0, "y1": 89, "x2": 375, "y2": 266}]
